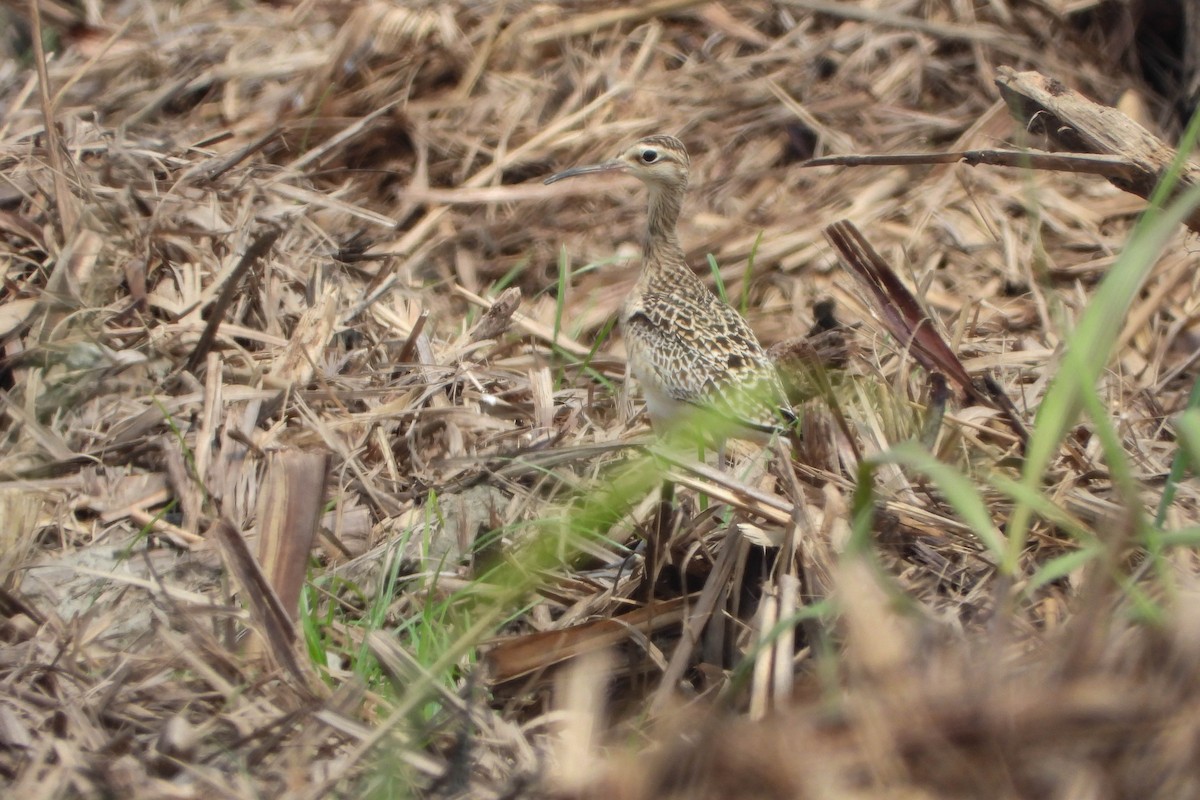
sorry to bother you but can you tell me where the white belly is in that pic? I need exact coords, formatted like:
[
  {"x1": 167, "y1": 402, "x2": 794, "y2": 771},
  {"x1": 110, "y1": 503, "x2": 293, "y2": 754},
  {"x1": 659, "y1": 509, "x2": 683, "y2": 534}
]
[{"x1": 639, "y1": 375, "x2": 688, "y2": 432}]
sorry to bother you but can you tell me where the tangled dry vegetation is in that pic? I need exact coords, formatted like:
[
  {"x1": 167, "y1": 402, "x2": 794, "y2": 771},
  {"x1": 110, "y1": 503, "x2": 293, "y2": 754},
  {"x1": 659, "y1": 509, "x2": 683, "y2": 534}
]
[{"x1": 3, "y1": 1, "x2": 1200, "y2": 797}]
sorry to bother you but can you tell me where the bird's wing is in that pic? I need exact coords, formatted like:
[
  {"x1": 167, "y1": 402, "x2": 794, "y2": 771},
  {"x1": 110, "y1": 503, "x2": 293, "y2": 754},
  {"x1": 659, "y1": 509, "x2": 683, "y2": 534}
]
[{"x1": 624, "y1": 294, "x2": 792, "y2": 434}]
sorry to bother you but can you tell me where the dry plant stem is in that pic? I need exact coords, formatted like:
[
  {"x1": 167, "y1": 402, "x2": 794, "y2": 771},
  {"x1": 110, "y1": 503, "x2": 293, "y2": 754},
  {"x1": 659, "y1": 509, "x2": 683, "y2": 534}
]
[
  {"x1": 772, "y1": 438, "x2": 807, "y2": 574},
  {"x1": 641, "y1": 478, "x2": 677, "y2": 605},
  {"x1": 650, "y1": 529, "x2": 744, "y2": 713},
  {"x1": 551, "y1": 649, "x2": 615, "y2": 793},
  {"x1": 184, "y1": 225, "x2": 284, "y2": 373},
  {"x1": 822, "y1": 220, "x2": 1030, "y2": 447},
  {"x1": 466, "y1": 286, "x2": 521, "y2": 342},
  {"x1": 656, "y1": 458, "x2": 793, "y2": 525},
  {"x1": 455, "y1": 284, "x2": 593, "y2": 358},
  {"x1": 211, "y1": 518, "x2": 315, "y2": 691},
  {"x1": 287, "y1": 102, "x2": 404, "y2": 172},
  {"x1": 484, "y1": 596, "x2": 691, "y2": 684},
  {"x1": 127, "y1": 507, "x2": 203, "y2": 547},
  {"x1": 810, "y1": 70, "x2": 1200, "y2": 232},
  {"x1": 774, "y1": 441, "x2": 822, "y2": 654},
  {"x1": 805, "y1": 149, "x2": 1145, "y2": 180},
  {"x1": 190, "y1": 127, "x2": 283, "y2": 184},
  {"x1": 780, "y1": 0, "x2": 1026, "y2": 48},
  {"x1": 749, "y1": 590, "x2": 777, "y2": 720},
  {"x1": 772, "y1": 572, "x2": 799, "y2": 704},
  {"x1": 996, "y1": 67, "x2": 1200, "y2": 232},
  {"x1": 364, "y1": 630, "x2": 475, "y2": 720},
  {"x1": 0, "y1": 391, "x2": 75, "y2": 462},
  {"x1": 395, "y1": 309, "x2": 429, "y2": 365},
  {"x1": 525, "y1": 0, "x2": 707, "y2": 44},
  {"x1": 28, "y1": 0, "x2": 77, "y2": 240},
  {"x1": 258, "y1": 287, "x2": 341, "y2": 427},
  {"x1": 255, "y1": 449, "x2": 330, "y2": 623}
]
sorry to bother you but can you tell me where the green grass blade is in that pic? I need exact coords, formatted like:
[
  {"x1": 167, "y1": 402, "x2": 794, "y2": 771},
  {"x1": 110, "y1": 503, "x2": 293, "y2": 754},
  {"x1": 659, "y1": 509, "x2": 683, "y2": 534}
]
[
  {"x1": 1156, "y1": 526, "x2": 1200, "y2": 547},
  {"x1": 1157, "y1": 394, "x2": 1200, "y2": 526},
  {"x1": 553, "y1": 246, "x2": 568, "y2": 348},
  {"x1": 874, "y1": 441, "x2": 1007, "y2": 562},
  {"x1": 739, "y1": 231, "x2": 763, "y2": 317},
  {"x1": 1005, "y1": 183, "x2": 1200, "y2": 573},
  {"x1": 492, "y1": 255, "x2": 530, "y2": 294},
  {"x1": 988, "y1": 472, "x2": 1094, "y2": 544},
  {"x1": 707, "y1": 253, "x2": 728, "y2": 303},
  {"x1": 1025, "y1": 544, "x2": 1103, "y2": 596},
  {"x1": 848, "y1": 460, "x2": 878, "y2": 557}
]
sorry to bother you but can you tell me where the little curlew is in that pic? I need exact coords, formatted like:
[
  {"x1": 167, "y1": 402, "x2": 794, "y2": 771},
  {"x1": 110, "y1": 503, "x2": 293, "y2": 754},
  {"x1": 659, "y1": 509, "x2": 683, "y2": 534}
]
[{"x1": 545, "y1": 135, "x2": 795, "y2": 445}]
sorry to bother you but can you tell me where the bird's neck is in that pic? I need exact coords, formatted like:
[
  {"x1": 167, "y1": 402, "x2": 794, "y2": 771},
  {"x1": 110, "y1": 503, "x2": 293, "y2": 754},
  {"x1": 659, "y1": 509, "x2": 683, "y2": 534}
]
[{"x1": 641, "y1": 185, "x2": 692, "y2": 283}]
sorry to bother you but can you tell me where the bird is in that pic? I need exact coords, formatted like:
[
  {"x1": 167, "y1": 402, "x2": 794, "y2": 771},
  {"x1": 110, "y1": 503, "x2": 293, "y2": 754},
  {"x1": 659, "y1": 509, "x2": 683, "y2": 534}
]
[{"x1": 544, "y1": 135, "x2": 795, "y2": 446}]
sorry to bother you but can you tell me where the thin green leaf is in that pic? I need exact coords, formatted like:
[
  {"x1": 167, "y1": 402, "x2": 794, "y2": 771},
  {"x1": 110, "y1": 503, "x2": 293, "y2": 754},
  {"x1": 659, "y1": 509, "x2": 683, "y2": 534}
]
[
  {"x1": 553, "y1": 247, "x2": 568, "y2": 348},
  {"x1": 1156, "y1": 526, "x2": 1200, "y2": 547},
  {"x1": 739, "y1": 230, "x2": 763, "y2": 317},
  {"x1": 1025, "y1": 544, "x2": 1103, "y2": 596},
  {"x1": 1155, "y1": 380, "x2": 1200, "y2": 526},
  {"x1": 874, "y1": 441, "x2": 1006, "y2": 562},
  {"x1": 491, "y1": 255, "x2": 530, "y2": 293},
  {"x1": 706, "y1": 253, "x2": 728, "y2": 303},
  {"x1": 848, "y1": 460, "x2": 878, "y2": 557},
  {"x1": 1006, "y1": 183, "x2": 1200, "y2": 572},
  {"x1": 988, "y1": 472, "x2": 1094, "y2": 544}
]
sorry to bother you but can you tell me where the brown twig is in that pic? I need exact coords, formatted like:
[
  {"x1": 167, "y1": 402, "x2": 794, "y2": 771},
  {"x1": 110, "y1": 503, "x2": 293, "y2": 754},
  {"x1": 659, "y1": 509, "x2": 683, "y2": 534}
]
[
  {"x1": 184, "y1": 224, "x2": 284, "y2": 374},
  {"x1": 28, "y1": 0, "x2": 77, "y2": 239}
]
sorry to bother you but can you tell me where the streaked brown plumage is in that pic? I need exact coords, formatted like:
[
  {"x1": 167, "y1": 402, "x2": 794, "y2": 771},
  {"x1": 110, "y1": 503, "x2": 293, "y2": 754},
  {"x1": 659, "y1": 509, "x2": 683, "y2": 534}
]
[{"x1": 545, "y1": 135, "x2": 794, "y2": 443}]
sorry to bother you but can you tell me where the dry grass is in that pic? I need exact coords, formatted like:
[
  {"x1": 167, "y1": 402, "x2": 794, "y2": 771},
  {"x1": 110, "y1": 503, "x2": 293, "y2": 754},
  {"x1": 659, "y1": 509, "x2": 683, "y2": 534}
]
[{"x1": 2, "y1": 1, "x2": 1200, "y2": 797}]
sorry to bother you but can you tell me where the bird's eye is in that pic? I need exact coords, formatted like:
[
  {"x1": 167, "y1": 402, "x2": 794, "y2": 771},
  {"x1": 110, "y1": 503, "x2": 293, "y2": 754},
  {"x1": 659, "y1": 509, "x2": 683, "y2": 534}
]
[{"x1": 641, "y1": 149, "x2": 659, "y2": 163}]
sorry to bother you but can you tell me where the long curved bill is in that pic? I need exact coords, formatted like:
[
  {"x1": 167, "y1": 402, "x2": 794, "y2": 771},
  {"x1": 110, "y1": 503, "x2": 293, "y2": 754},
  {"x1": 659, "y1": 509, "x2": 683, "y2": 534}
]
[{"x1": 543, "y1": 160, "x2": 626, "y2": 185}]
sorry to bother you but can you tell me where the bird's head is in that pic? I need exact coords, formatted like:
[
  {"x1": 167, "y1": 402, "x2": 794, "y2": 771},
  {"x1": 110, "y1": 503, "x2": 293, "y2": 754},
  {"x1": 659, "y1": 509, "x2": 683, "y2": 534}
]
[{"x1": 545, "y1": 135, "x2": 690, "y2": 191}]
